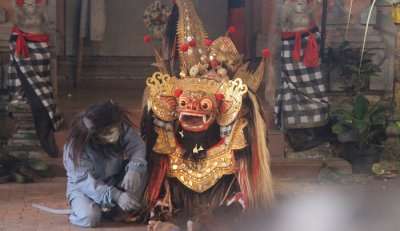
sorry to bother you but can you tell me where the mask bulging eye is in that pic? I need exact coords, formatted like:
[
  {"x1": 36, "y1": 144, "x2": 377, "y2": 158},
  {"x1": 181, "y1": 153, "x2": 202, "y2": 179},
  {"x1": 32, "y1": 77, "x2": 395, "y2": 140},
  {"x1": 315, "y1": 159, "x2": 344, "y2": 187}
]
[
  {"x1": 200, "y1": 98, "x2": 213, "y2": 111},
  {"x1": 179, "y1": 99, "x2": 187, "y2": 107}
]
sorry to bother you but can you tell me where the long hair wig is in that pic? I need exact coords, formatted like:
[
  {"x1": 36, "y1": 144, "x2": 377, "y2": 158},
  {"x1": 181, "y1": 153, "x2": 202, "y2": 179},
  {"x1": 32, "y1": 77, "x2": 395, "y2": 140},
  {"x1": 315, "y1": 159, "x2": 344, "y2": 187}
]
[{"x1": 66, "y1": 100, "x2": 133, "y2": 165}]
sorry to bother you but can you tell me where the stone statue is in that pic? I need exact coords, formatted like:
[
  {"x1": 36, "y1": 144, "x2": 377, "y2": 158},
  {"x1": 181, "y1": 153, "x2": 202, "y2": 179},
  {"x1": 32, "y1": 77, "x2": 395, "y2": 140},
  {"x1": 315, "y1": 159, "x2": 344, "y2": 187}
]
[
  {"x1": 281, "y1": 0, "x2": 321, "y2": 32},
  {"x1": 276, "y1": 0, "x2": 330, "y2": 151},
  {"x1": 13, "y1": 0, "x2": 48, "y2": 33},
  {"x1": 8, "y1": 0, "x2": 63, "y2": 157}
]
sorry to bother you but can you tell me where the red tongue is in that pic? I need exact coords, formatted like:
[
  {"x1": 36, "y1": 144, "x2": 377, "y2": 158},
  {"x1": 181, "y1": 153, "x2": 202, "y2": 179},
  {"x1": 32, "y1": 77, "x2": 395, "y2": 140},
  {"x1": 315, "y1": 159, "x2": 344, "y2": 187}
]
[
  {"x1": 185, "y1": 116, "x2": 202, "y2": 125},
  {"x1": 181, "y1": 114, "x2": 204, "y2": 126}
]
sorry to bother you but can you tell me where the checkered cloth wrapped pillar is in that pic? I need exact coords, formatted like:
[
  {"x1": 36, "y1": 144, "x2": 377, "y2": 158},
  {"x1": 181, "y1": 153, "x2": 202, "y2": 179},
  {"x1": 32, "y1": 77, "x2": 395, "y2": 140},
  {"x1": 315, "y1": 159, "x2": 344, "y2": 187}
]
[
  {"x1": 275, "y1": 28, "x2": 329, "y2": 129},
  {"x1": 8, "y1": 30, "x2": 63, "y2": 131}
]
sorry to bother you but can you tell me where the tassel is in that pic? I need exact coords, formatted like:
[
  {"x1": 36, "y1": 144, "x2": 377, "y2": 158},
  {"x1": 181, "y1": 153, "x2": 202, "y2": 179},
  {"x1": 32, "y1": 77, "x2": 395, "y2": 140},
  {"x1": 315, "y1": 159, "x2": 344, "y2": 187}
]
[
  {"x1": 15, "y1": 34, "x2": 29, "y2": 58},
  {"x1": 303, "y1": 33, "x2": 320, "y2": 67},
  {"x1": 292, "y1": 32, "x2": 302, "y2": 62}
]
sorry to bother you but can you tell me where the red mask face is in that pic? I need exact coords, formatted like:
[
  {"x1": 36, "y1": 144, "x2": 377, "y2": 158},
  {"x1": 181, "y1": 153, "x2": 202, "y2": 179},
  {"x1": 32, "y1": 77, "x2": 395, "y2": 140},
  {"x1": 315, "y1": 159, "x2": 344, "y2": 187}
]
[{"x1": 176, "y1": 90, "x2": 217, "y2": 132}]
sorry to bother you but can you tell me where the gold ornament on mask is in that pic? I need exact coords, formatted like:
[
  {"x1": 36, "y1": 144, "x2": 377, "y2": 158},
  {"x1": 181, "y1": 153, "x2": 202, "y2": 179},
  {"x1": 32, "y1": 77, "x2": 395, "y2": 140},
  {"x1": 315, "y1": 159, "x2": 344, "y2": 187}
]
[
  {"x1": 175, "y1": 0, "x2": 208, "y2": 73},
  {"x1": 217, "y1": 78, "x2": 248, "y2": 126},
  {"x1": 209, "y1": 36, "x2": 242, "y2": 72},
  {"x1": 233, "y1": 61, "x2": 266, "y2": 93},
  {"x1": 146, "y1": 72, "x2": 177, "y2": 122},
  {"x1": 166, "y1": 119, "x2": 248, "y2": 193}
]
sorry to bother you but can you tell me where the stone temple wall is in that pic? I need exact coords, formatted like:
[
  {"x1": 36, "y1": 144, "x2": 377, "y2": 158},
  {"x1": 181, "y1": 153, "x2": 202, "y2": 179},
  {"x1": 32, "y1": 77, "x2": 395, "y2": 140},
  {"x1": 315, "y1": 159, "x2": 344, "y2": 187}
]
[{"x1": 325, "y1": 1, "x2": 395, "y2": 93}]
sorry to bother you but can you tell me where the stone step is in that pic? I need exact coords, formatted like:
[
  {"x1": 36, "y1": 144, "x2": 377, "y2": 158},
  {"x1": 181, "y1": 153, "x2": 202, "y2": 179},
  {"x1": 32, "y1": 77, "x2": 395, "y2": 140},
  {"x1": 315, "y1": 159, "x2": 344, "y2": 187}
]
[
  {"x1": 58, "y1": 56, "x2": 157, "y2": 80},
  {"x1": 271, "y1": 158, "x2": 352, "y2": 179}
]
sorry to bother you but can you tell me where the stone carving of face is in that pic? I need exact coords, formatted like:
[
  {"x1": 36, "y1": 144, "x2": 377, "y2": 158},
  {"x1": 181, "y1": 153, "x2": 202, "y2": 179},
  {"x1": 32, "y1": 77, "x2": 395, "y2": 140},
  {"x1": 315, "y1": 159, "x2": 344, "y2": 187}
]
[
  {"x1": 21, "y1": 0, "x2": 37, "y2": 15},
  {"x1": 293, "y1": 0, "x2": 307, "y2": 13},
  {"x1": 14, "y1": 0, "x2": 47, "y2": 30}
]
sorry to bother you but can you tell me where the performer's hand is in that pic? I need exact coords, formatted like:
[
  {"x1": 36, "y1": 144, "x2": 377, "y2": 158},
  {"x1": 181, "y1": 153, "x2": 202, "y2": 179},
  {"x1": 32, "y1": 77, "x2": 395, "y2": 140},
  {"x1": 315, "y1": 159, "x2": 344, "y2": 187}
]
[
  {"x1": 121, "y1": 170, "x2": 141, "y2": 192},
  {"x1": 117, "y1": 192, "x2": 141, "y2": 211}
]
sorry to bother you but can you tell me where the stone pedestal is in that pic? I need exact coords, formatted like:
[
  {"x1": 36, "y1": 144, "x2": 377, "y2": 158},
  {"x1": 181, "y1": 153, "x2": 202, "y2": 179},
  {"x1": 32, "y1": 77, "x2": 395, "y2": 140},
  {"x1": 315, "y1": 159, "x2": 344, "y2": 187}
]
[
  {"x1": 7, "y1": 101, "x2": 43, "y2": 158},
  {"x1": 0, "y1": 94, "x2": 7, "y2": 147}
]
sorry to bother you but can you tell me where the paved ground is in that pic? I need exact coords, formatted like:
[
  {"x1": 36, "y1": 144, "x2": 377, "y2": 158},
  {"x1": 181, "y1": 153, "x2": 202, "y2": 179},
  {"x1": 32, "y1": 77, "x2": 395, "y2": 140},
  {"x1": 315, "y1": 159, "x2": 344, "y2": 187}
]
[
  {"x1": 1, "y1": 175, "x2": 400, "y2": 231},
  {"x1": 0, "y1": 177, "x2": 147, "y2": 231}
]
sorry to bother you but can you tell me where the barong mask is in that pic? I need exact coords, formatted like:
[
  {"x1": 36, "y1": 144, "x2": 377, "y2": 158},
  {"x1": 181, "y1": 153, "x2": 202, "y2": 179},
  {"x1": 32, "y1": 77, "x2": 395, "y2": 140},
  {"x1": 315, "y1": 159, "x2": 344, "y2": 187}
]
[{"x1": 145, "y1": 0, "x2": 263, "y2": 134}]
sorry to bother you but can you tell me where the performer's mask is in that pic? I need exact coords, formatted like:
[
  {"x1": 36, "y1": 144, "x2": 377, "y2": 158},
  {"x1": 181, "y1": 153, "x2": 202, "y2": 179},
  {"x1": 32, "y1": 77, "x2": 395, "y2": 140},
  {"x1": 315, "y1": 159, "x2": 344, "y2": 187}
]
[
  {"x1": 82, "y1": 100, "x2": 123, "y2": 144},
  {"x1": 96, "y1": 124, "x2": 121, "y2": 144},
  {"x1": 176, "y1": 90, "x2": 217, "y2": 133}
]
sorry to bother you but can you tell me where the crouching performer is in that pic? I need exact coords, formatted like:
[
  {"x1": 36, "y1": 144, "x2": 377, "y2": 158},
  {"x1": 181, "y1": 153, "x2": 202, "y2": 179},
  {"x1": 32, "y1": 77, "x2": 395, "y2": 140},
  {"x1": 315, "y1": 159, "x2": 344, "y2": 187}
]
[{"x1": 63, "y1": 101, "x2": 148, "y2": 228}]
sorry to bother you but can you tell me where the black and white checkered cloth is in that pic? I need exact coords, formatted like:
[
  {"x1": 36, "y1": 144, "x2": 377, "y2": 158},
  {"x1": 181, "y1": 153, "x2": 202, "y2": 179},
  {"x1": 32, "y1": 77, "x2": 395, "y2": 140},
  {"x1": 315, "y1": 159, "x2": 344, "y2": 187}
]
[
  {"x1": 8, "y1": 33, "x2": 63, "y2": 130},
  {"x1": 275, "y1": 29, "x2": 329, "y2": 129}
]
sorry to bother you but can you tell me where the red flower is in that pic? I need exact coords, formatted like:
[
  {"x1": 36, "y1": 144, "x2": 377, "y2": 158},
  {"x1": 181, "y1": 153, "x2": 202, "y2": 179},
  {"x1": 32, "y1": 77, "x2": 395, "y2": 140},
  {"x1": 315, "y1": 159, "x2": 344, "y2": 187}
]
[
  {"x1": 189, "y1": 39, "x2": 197, "y2": 47},
  {"x1": 174, "y1": 89, "x2": 183, "y2": 98},
  {"x1": 262, "y1": 48, "x2": 271, "y2": 58},
  {"x1": 180, "y1": 43, "x2": 189, "y2": 52},
  {"x1": 228, "y1": 26, "x2": 237, "y2": 34},
  {"x1": 16, "y1": 0, "x2": 24, "y2": 6},
  {"x1": 204, "y1": 39, "x2": 213, "y2": 47},
  {"x1": 143, "y1": 35, "x2": 152, "y2": 44},
  {"x1": 215, "y1": 93, "x2": 225, "y2": 101}
]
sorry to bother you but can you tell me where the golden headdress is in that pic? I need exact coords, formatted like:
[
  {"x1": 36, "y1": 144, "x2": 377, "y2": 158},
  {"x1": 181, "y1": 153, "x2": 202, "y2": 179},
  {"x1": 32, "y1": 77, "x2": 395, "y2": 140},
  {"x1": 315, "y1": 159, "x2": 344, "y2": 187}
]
[{"x1": 144, "y1": 0, "x2": 271, "y2": 123}]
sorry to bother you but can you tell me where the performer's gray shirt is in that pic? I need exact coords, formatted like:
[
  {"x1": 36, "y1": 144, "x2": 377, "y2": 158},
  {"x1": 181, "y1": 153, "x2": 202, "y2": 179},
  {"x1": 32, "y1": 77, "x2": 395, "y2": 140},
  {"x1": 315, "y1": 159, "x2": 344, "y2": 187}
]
[{"x1": 63, "y1": 124, "x2": 146, "y2": 207}]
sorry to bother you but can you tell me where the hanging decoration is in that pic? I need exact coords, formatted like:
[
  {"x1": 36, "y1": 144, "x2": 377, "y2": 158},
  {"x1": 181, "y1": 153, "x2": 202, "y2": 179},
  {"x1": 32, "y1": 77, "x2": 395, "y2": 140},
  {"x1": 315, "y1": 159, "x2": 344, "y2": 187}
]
[
  {"x1": 143, "y1": 1, "x2": 172, "y2": 39},
  {"x1": 359, "y1": 0, "x2": 378, "y2": 74}
]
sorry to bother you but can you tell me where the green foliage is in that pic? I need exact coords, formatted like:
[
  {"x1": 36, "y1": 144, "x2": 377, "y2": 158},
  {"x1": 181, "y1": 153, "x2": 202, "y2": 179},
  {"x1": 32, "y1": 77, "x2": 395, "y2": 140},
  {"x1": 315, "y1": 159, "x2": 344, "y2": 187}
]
[
  {"x1": 326, "y1": 41, "x2": 381, "y2": 93},
  {"x1": 331, "y1": 94, "x2": 388, "y2": 149},
  {"x1": 0, "y1": 149, "x2": 53, "y2": 184}
]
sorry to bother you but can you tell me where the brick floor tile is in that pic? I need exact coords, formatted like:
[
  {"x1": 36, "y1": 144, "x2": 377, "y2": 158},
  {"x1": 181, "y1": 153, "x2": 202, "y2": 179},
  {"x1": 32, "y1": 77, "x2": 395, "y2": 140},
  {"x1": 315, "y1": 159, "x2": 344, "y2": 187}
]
[{"x1": 0, "y1": 177, "x2": 149, "y2": 231}]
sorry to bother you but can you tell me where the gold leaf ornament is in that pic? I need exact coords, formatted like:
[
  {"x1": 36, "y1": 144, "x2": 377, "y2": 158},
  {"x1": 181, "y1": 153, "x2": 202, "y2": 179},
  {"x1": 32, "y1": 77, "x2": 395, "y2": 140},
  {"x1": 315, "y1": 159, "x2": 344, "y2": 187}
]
[
  {"x1": 217, "y1": 78, "x2": 248, "y2": 126},
  {"x1": 146, "y1": 72, "x2": 177, "y2": 122}
]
